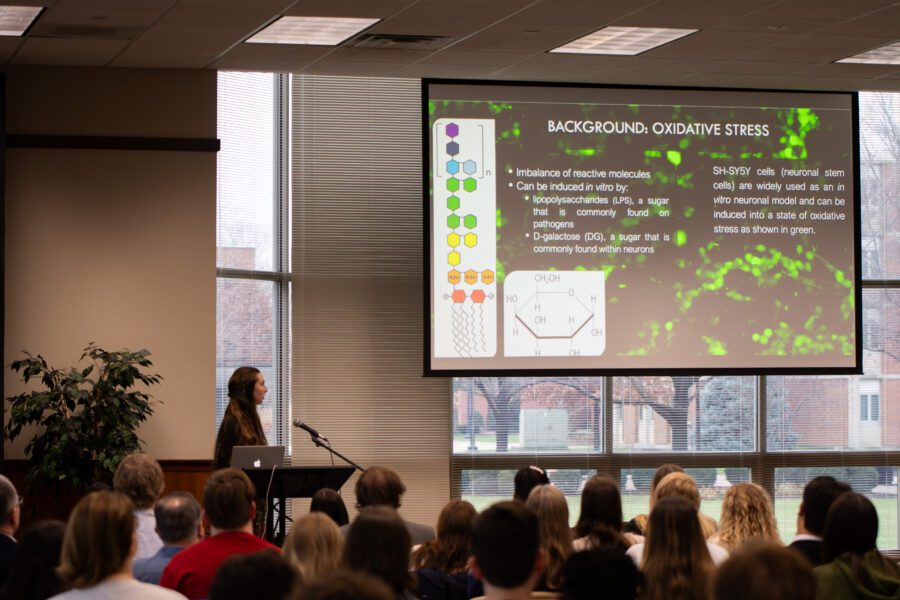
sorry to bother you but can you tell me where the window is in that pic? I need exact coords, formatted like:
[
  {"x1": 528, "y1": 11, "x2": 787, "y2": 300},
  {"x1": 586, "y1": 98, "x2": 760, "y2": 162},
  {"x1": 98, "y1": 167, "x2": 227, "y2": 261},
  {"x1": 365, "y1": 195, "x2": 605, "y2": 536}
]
[
  {"x1": 451, "y1": 92, "x2": 900, "y2": 550},
  {"x1": 216, "y1": 72, "x2": 291, "y2": 447}
]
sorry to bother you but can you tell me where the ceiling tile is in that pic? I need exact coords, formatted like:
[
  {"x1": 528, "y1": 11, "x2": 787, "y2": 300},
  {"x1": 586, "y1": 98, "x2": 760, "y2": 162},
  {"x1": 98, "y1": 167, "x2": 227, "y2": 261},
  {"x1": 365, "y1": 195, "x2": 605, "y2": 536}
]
[
  {"x1": 711, "y1": 15, "x2": 841, "y2": 36},
  {"x1": 703, "y1": 60, "x2": 814, "y2": 76},
  {"x1": 13, "y1": 37, "x2": 129, "y2": 66},
  {"x1": 417, "y1": 50, "x2": 536, "y2": 67}
]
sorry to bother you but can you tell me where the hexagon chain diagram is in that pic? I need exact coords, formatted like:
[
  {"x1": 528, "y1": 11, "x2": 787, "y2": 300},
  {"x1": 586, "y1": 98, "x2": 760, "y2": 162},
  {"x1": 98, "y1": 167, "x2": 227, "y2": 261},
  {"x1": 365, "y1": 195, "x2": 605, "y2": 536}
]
[
  {"x1": 503, "y1": 271, "x2": 606, "y2": 357},
  {"x1": 433, "y1": 119, "x2": 497, "y2": 358}
]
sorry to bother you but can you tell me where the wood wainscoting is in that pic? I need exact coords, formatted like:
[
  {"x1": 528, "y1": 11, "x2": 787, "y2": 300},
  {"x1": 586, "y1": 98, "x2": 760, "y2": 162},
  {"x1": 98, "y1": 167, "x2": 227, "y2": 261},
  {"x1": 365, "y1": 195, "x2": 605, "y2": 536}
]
[{"x1": 1, "y1": 459, "x2": 212, "y2": 535}]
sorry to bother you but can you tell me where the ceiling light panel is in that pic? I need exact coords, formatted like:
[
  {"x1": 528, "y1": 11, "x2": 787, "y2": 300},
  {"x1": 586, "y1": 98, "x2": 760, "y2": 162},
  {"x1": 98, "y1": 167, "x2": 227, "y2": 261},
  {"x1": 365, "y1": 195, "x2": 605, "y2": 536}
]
[
  {"x1": 246, "y1": 16, "x2": 380, "y2": 46},
  {"x1": 550, "y1": 26, "x2": 698, "y2": 56},
  {"x1": 0, "y1": 5, "x2": 42, "y2": 36},
  {"x1": 837, "y1": 40, "x2": 900, "y2": 66}
]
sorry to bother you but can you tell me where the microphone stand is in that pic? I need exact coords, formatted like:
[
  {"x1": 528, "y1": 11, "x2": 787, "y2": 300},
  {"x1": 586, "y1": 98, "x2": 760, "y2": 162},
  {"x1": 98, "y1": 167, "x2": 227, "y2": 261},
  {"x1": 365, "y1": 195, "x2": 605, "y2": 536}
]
[{"x1": 310, "y1": 434, "x2": 366, "y2": 473}]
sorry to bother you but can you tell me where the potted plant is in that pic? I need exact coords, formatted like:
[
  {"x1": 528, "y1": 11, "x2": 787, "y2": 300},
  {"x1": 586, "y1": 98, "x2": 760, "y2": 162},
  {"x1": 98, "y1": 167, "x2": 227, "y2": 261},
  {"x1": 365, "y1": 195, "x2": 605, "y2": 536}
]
[{"x1": 5, "y1": 343, "x2": 161, "y2": 492}]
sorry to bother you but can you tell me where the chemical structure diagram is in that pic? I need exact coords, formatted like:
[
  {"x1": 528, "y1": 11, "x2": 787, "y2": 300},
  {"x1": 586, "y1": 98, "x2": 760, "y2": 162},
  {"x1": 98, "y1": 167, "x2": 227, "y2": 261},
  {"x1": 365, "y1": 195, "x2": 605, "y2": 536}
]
[{"x1": 503, "y1": 271, "x2": 606, "y2": 357}]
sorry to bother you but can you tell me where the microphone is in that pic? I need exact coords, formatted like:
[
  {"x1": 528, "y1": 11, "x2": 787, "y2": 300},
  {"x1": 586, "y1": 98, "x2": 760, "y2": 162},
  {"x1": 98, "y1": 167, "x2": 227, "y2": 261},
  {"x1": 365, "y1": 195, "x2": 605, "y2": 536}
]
[{"x1": 292, "y1": 419, "x2": 328, "y2": 442}]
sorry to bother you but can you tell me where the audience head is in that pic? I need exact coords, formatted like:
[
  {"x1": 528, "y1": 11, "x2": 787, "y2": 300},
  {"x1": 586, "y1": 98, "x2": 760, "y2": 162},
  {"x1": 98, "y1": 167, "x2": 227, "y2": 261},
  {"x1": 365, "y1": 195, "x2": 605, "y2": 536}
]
[
  {"x1": 344, "y1": 506, "x2": 414, "y2": 593},
  {"x1": 470, "y1": 501, "x2": 542, "y2": 591},
  {"x1": 0, "y1": 475, "x2": 20, "y2": 533},
  {"x1": 651, "y1": 471, "x2": 701, "y2": 511},
  {"x1": 561, "y1": 549, "x2": 643, "y2": 600},
  {"x1": 310, "y1": 488, "x2": 350, "y2": 527},
  {"x1": 801, "y1": 476, "x2": 852, "y2": 536},
  {"x1": 575, "y1": 474, "x2": 628, "y2": 550},
  {"x1": 58, "y1": 491, "x2": 135, "y2": 588},
  {"x1": 514, "y1": 466, "x2": 550, "y2": 503},
  {"x1": 651, "y1": 464, "x2": 684, "y2": 495},
  {"x1": 714, "y1": 542, "x2": 815, "y2": 600},
  {"x1": 209, "y1": 550, "x2": 297, "y2": 600},
  {"x1": 410, "y1": 499, "x2": 477, "y2": 575},
  {"x1": 113, "y1": 453, "x2": 165, "y2": 510},
  {"x1": 355, "y1": 466, "x2": 406, "y2": 510},
  {"x1": 154, "y1": 491, "x2": 201, "y2": 545},
  {"x1": 204, "y1": 468, "x2": 256, "y2": 531},
  {"x1": 1, "y1": 519, "x2": 65, "y2": 600},
  {"x1": 526, "y1": 485, "x2": 572, "y2": 590},
  {"x1": 284, "y1": 512, "x2": 344, "y2": 583},
  {"x1": 716, "y1": 482, "x2": 780, "y2": 551},
  {"x1": 642, "y1": 496, "x2": 714, "y2": 600},
  {"x1": 294, "y1": 570, "x2": 394, "y2": 600},
  {"x1": 822, "y1": 492, "x2": 880, "y2": 563}
]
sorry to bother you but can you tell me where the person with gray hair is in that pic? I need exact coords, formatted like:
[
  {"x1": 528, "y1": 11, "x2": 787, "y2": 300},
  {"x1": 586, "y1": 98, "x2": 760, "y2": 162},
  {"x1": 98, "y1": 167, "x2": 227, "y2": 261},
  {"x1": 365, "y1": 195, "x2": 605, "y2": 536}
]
[
  {"x1": 0, "y1": 475, "x2": 20, "y2": 586},
  {"x1": 133, "y1": 491, "x2": 201, "y2": 584},
  {"x1": 113, "y1": 453, "x2": 166, "y2": 560}
]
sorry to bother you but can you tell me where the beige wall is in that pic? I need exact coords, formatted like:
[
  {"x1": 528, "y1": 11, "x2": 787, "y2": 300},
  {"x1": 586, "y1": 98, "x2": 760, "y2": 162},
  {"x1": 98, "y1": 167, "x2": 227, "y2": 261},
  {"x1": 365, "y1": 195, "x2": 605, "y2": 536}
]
[{"x1": 4, "y1": 66, "x2": 217, "y2": 460}]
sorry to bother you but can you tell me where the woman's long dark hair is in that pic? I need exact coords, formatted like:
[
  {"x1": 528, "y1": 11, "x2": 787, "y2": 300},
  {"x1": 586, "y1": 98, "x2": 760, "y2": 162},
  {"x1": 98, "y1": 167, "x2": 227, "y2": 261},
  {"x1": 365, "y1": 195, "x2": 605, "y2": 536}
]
[
  {"x1": 225, "y1": 366, "x2": 267, "y2": 446},
  {"x1": 575, "y1": 474, "x2": 629, "y2": 551},
  {"x1": 0, "y1": 520, "x2": 66, "y2": 600},
  {"x1": 411, "y1": 500, "x2": 477, "y2": 575}
]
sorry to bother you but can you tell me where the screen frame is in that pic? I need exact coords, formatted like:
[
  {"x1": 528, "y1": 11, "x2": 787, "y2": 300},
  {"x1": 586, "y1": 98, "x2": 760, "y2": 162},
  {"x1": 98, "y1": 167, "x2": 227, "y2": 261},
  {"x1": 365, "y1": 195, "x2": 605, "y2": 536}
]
[{"x1": 423, "y1": 77, "x2": 863, "y2": 377}]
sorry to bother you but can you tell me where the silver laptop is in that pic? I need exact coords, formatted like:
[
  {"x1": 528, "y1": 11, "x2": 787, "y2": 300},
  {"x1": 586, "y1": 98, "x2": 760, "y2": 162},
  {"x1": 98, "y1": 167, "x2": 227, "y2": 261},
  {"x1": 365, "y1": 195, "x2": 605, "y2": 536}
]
[{"x1": 230, "y1": 445, "x2": 286, "y2": 469}]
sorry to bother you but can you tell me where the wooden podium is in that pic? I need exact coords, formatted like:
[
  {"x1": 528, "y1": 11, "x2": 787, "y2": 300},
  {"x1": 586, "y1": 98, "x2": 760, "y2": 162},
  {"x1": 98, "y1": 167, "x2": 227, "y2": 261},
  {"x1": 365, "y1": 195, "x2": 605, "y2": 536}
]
[{"x1": 243, "y1": 466, "x2": 355, "y2": 545}]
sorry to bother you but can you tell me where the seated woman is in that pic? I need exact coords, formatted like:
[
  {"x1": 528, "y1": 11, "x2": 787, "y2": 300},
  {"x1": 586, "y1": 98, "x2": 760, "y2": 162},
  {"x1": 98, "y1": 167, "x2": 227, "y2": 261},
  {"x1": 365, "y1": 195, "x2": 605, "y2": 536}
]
[
  {"x1": 411, "y1": 500, "x2": 476, "y2": 600},
  {"x1": 310, "y1": 488, "x2": 350, "y2": 527},
  {"x1": 283, "y1": 512, "x2": 344, "y2": 584},
  {"x1": 526, "y1": 485, "x2": 573, "y2": 592},
  {"x1": 51, "y1": 491, "x2": 184, "y2": 600},
  {"x1": 651, "y1": 472, "x2": 719, "y2": 539},
  {"x1": 814, "y1": 492, "x2": 900, "y2": 600},
  {"x1": 639, "y1": 496, "x2": 716, "y2": 600},
  {"x1": 710, "y1": 482, "x2": 781, "y2": 552},
  {"x1": 0, "y1": 520, "x2": 66, "y2": 600},
  {"x1": 625, "y1": 463, "x2": 683, "y2": 536},
  {"x1": 573, "y1": 474, "x2": 640, "y2": 552},
  {"x1": 344, "y1": 506, "x2": 417, "y2": 600}
]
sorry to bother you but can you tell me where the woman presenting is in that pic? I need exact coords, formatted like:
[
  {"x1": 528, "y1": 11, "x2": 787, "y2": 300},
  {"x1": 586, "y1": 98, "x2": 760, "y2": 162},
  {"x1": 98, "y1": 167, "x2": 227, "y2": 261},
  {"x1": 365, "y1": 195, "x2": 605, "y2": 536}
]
[{"x1": 213, "y1": 366, "x2": 268, "y2": 470}]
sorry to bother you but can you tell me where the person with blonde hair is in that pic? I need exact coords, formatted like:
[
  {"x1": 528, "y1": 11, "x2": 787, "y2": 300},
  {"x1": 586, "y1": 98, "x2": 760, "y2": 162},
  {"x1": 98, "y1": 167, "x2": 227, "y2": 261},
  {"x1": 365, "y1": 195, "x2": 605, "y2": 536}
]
[
  {"x1": 51, "y1": 491, "x2": 183, "y2": 599},
  {"x1": 651, "y1": 472, "x2": 718, "y2": 539},
  {"x1": 639, "y1": 496, "x2": 715, "y2": 600},
  {"x1": 283, "y1": 512, "x2": 344, "y2": 584},
  {"x1": 526, "y1": 485, "x2": 572, "y2": 591},
  {"x1": 626, "y1": 464, "x2": 683, "y2": 536},
  {"x1": 711, "y1": 483, "x2": 780, "y2": 552}
]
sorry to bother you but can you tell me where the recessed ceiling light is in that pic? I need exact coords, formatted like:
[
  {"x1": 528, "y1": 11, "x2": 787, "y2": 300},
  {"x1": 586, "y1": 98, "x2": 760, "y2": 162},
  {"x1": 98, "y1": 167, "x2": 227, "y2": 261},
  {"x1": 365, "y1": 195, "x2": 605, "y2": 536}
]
[
  {"x1": 837, "y1": 40, "x2": 900, "y2": 66},
  {"x1": 245, "y1": 16, "x2": 380, "y2": 46},
  {"x1": 549, "y1": 26, "x2": 698, "y2": 56},
  {"x1": 0, "y1": 5, "x2": 42, "y2": 36}
]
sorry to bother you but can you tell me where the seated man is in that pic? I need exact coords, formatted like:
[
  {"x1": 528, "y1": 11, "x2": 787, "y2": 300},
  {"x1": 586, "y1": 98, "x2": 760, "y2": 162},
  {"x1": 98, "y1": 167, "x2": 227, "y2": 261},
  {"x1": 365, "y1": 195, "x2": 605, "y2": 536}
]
[
  {"x1": 788, "y1": 476, "x2": 852, "y2": 566},
  {"x1": 0, "y1": 475, "x2": 20, "y2": 586},
  {"x1": 114, "y1": 453, "x2": 166, "y2": 559},
  {"x1": 160, "y1": 468, "x2": 279, "y2": 599},
  {"x1": 469, "y1": 501, "x2": 553, "y2": 600},
  {"x1": 341, "y1": 466, "x2": 435, "y2": 546},
  {"x1": 134, "y1": 491, "x2": 202, "y2": 584}
]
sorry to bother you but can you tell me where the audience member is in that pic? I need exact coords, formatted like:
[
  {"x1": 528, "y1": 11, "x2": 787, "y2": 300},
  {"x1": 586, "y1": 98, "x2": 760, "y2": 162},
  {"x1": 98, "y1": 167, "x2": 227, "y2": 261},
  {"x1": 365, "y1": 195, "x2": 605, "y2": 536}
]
[
  {"x1": 294, "y1": 570, "x2": 394, "y2": 600},
  {"x1": 815, "y1": 492, "x2": 900, "y2": 599},
  {"x1": 713, "y1": 542, "x2": 815, "y2": 600},
  {"x1": 711, "y1": 482, "x2": 781, "y2": 552},
  {"x1": 526, "y1": 485, "x2": 573, "y2": 591},
  {"x1": 342, "y1": 466, "x2": 435, "y2": 545},
  {"x1": 411, "y1": 499, "x2": 476, "y2": 575},
  {"x1": 651, "y1": 472, "x2": 718, "y2": 539},
  {"x1": 134, "y1": 491, "x2": 201, "y2": 584},
  {"x1": 209, "y1": 550, "x2": 297, "y2": 600},
  {"x1": 561, "y1": 549, "x2": 643, "y2": 600},
  {"x1": 513, "y1": 467, "x2": 551, "y2": 504},
  {"x1": 788, "y1": 476, "x2": 851, "y2": 566},
  {"x1": 160, "y1": 468, "x2": 279, "y2": 599},
  {"x1": 574, "y1": 474, "x2": 638, "y2": 552},
  {"x1": 51, "y1": 491, "x2": 183, "y2": 599},
  {"x1": 625, "y1": 464, "x2": 683, "y2": 535},
  {"x1": 0, "y1": 520, "x2": 65, "y2": 600},
  {"x1": 283, "y1": 512, "x2": 344, "y2": 583},
  {"x1": 345, "y1": 506, "x2": 417, "y2": 599},
  {"x1": 0, "y1": 476, "x2": 20, "y2": 586},
  {"x1": 310, "y1": 488, "x2": 349, "y2": 527},
  {"x1": 113, "y1": 453, "x2": 166, "y2": 560},
  {"x1": 638, "y1": 496, "x2": 716, "y2": 600},
  {"x1": 469, "y1": 501, "x2": 555, "y2": 600}
]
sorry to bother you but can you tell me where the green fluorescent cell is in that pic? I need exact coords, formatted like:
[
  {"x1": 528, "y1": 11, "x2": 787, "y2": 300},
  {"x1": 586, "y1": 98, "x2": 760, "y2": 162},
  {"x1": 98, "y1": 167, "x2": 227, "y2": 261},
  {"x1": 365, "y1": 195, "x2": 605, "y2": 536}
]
[
  {"x1": 664, "y1": 321, "x2": 673, "y2": 331},
  {"x1": 447, "y1": 195, "x2": 460, "y2": 211},
  {"x1": 645, "y1": 150, "x2": 662, "y2": 158},
  {"x1": 447, "y1": 178, "x2": 460, "y2": 192},
  {"x1": 666, "y1": 150, "x2": 682, "y2": 166},
  {"x1": 676, "y1": 230, "x2": 687, "y2": 246},
  {"x1": 447, "y1": 214, "x2": 460, "y2": 229},
  {"x1": 684, "y1": 207, "x2": 695, "y2": 218}
]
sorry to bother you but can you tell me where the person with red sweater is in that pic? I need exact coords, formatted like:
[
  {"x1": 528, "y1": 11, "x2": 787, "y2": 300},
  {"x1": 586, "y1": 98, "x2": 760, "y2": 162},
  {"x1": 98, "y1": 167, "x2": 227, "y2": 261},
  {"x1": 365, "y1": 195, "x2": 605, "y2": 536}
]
[{"x1": 160, "y1": 468, "x2": 278, "y2": 599}]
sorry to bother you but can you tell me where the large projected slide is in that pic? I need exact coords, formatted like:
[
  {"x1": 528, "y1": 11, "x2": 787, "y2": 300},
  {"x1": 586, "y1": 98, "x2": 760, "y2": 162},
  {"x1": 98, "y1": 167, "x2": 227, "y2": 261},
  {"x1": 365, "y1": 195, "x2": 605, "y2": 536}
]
[{"x1": 426, "y1": 81, "x2": 860, "y2": 374}]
